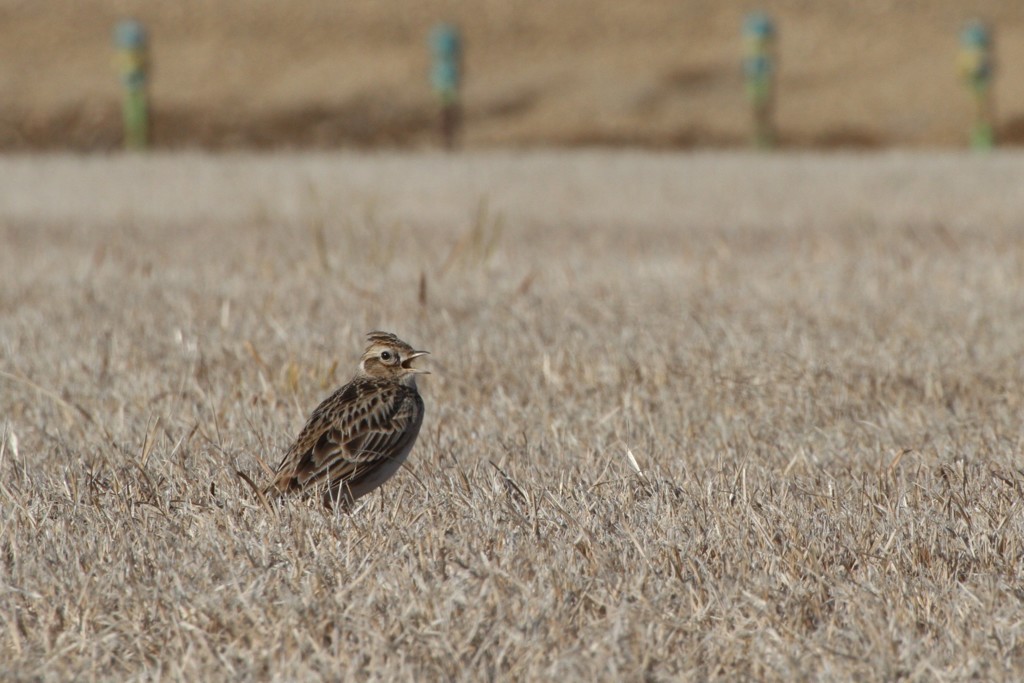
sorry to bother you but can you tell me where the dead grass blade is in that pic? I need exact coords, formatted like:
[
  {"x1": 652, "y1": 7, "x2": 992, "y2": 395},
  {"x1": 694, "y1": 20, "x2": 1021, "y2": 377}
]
[{"x1": 235, "y1": 469, "x2": 274, "y2": 514}]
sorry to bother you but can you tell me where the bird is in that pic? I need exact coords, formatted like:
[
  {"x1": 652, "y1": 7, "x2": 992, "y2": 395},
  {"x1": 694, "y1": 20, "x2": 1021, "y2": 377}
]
[{"x1": 265, "y1": 331, "x2": 428, "y2": 508}]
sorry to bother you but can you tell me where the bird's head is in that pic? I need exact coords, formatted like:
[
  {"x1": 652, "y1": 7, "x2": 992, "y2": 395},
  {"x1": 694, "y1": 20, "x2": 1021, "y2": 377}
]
[{"x1": 359, "y1": 331, "x2": 430, "y2": 384}]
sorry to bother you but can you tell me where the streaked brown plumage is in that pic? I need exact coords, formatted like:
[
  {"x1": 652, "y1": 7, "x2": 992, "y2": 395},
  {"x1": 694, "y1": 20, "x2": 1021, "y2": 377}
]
[{"x1": 266, "y1": 331, "x2": 428, "y2": 508}]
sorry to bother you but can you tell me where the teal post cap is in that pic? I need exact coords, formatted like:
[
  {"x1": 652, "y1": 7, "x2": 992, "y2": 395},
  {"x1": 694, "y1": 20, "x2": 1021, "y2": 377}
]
[
  {"x1": 744, "y1": 12, "x2": 775, "y2": 40},
  {"x1": 743, "y1": 12, "x2": 775, "y2": 80},
  {"x1": 960, "y1": 20, "x2": 990, "y2": 48},
  {"x1": 431, "y1": 24, "x2": 461, "y2": 58},
  {"x1": 431, "y1": 23, "x2": 461, "y2": 95},
  {"x1": 115, "y1": 19, "x2": 147, "y2": 50},
  {"x1": 959, "y1": 20, "x2": 993, "y2": 86},
  {"x1": 115, "y1": 18, "x2": 148, "y2": 88}
]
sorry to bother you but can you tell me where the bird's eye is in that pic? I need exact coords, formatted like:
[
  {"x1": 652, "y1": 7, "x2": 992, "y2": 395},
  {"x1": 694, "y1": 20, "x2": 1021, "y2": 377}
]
[{"x1": 380, "y1": 350, "x2": 394, "y2": 362}]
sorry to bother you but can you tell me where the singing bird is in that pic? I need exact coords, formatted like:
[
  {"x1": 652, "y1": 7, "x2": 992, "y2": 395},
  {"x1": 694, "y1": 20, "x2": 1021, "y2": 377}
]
[{"x1": 266, "y1": 331, "x2": 428, "y2": 508}]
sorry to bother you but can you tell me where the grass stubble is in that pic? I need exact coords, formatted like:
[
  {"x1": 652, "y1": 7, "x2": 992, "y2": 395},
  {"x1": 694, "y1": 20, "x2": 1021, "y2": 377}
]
[{"x1": 1, "y1": 152, "x2": 1023, "y2": 681}]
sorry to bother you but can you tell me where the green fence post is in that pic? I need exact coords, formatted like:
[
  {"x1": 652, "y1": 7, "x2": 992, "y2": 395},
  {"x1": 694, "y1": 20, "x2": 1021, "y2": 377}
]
[
  {"x1": 958, "y1": 21, "x2": 994, "y2": 150},
  {"x1": 743, "y1": 12, "x2": 776, "y2": 149},
  {"x1": 430, "y1": 24, "x2": 462, "y2": 150},
  {"x1": 114, "y1": 19, "x2": 150, "y2": 151}
]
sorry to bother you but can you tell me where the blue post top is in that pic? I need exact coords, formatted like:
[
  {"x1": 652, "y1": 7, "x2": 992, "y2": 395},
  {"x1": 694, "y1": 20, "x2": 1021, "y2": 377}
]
[
  {"x1": 743, "y1": 11, "x2": 775, "y2": 81},
  {"x1": 115, "y1": 19, "x2": 147, "y2": 50},
  {"x1": 431, "y1": 23, "x2": 461, "y2": 59},
  {"x1": 960, "y1": 20, "x2": 990, "y2": 49},
  {"x1": 744, "y1": 12, "x2": 775, "y2": 41},
  {"x1": 431, "y1": 23, "x2": 461, "y2": 94}
]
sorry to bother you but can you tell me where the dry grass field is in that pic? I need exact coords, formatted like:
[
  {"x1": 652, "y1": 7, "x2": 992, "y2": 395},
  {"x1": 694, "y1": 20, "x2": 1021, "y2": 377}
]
[{"x1": 2, "y1": 150, "x2": 1024, "y2": 680}]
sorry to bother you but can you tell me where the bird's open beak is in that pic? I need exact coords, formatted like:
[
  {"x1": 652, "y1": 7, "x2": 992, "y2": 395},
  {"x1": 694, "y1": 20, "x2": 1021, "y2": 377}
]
[{"x1": 403, "y1": 350, "x2": 431, "y2": 373}]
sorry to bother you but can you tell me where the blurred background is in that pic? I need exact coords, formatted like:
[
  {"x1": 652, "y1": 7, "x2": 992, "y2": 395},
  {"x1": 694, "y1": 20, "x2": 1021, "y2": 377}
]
[{"x1": 1, "y1": 0, "x2": 1022, "y2": 151}]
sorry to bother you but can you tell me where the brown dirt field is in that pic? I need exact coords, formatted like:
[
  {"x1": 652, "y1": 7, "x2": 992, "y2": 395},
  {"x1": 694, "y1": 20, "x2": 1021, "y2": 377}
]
[
  {"x1": 2, "y1": 1, "x2": 1024, "y2": 150},
  {"x1": 1, "y1": 151, "x2": 1024, "y2": 680}
]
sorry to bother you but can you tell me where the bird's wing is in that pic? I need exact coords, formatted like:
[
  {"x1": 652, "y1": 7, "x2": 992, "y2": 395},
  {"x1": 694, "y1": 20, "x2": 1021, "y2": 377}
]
[{"x1": 267, "y1": 380, "x2": 422, "y2": 494}]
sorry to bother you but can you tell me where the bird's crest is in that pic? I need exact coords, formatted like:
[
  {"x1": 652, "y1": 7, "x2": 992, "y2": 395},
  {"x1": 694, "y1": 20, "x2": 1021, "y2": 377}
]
[{"x1": 366, "y1": 331, "x2": 403, "y2": 346}]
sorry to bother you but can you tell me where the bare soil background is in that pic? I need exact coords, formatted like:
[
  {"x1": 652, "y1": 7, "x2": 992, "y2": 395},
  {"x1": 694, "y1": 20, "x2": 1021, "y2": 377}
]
[
  {"x1": 3, "y1": 1, "x2": 1024, "y2": 149},
  {"x1": 2, "y1": 151, "x2": 1024, "y2": 680}
]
